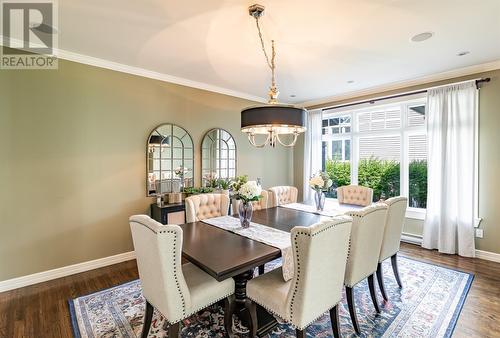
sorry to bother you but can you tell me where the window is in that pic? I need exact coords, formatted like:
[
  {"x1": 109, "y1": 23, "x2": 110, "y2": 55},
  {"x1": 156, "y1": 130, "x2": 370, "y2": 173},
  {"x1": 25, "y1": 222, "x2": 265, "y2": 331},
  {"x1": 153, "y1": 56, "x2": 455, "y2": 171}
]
[
  {"x1": 322, "y1": 115, "x2": 351, "y2": 135},
  {"x1": 321, "y1": 97, "x2": 427, "y2": 211}
]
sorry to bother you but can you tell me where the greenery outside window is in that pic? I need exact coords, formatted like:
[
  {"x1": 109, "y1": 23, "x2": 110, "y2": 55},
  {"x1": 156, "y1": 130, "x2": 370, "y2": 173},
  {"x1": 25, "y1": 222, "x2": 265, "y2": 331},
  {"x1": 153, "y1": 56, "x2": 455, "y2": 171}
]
[{"x1": 321, "y1": 97, "x2": 427, "y2": 215}]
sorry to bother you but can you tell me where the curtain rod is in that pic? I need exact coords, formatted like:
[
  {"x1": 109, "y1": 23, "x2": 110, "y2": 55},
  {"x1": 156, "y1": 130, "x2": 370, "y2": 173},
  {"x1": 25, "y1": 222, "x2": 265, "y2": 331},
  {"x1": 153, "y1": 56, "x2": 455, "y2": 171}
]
[{"x1": 323, "y1": 77, "x2": 491, "y2": 112}]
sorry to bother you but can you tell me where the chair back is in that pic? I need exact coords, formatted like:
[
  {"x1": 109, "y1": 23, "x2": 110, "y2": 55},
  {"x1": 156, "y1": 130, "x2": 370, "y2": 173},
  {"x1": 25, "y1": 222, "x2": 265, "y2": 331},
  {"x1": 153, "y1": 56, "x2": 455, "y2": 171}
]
[
  {"x1": 337, "y1": 185, "x2": 373, "y2": 206},
  {"x1": 185, "y1": 193, "x2": 230, "y2": 223},
  {"x1": 344, "y1": 204, "x2": 388, "y2": 287},
  {"x1": 285, "y1": 216, "x2": 352, "y2": 328},
  {"x1": 268, "y1": 186, "x2": 298, "y2": 207},
  {"x1": 231, "y1": 190, "x2": 269, "y2": 213},
  {"x1": 129, "y1": 215, "x2": 191, "y2": 323},
  {"x1": 379, "y1": 196, "x2": 408, "y2": 261}
]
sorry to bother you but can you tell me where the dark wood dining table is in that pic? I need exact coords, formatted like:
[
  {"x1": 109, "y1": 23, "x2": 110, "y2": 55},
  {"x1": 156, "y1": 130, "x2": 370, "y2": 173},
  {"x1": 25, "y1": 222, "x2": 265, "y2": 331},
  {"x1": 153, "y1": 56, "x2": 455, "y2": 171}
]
[{"x1": 180, "y1": 206, "x2": 332, "y2": 337}]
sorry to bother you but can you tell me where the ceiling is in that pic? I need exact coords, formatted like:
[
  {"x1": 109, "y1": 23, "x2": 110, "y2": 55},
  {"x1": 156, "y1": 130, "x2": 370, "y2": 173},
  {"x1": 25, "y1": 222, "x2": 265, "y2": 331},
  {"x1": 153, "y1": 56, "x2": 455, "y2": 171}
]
[{"x1": 56, "y1": 0, "x2": 500, "y2": 104}]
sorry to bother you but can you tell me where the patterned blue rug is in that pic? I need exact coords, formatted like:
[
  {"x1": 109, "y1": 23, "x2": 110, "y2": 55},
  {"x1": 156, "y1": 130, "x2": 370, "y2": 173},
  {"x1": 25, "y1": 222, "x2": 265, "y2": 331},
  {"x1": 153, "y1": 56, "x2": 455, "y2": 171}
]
[{"x1": 69, "y1": 256, "x2": 472, "y2": 338}]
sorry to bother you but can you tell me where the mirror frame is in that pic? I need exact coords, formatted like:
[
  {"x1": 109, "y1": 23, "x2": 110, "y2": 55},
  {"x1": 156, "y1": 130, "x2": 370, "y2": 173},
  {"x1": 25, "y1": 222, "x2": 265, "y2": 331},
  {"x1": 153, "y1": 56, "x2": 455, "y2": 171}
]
[
  {"x1": 146, "y1": 123, "x2": 194, "y2": 196},
  {"x1": 201, "y1": 128, "x2": 237, "y2": 185}
]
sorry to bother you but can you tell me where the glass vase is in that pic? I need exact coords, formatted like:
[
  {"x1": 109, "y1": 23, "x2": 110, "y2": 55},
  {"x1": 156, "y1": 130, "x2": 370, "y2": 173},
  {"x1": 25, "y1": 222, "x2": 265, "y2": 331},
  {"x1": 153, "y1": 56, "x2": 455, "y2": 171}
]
[
  {"x1": 238, "y1": 201, "x2": 253, "y2": 228},
  {"x1": 314, "y1": 190, "x2": 326, "y2": 211}
]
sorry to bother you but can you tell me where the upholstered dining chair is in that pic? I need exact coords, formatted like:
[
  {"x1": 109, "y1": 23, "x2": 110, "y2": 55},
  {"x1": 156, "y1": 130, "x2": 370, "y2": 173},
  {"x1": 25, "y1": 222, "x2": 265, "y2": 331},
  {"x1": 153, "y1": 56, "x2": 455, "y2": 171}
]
[
  {"x1": 129, "y1": 215, "x2": 235, "y2": 338},
  {"x1": 244, "y1": 216, "x2": 353, "y2": 338},
  {"x1": 343, "y1": 204, "x2": 388, "y2": 334},
  {"x1": 231, "y1": 190, "x2": 269, "y2": 213},
  {"x1": 376, "y1": 196, "x2": 408, "y2": 300},
  {"x1": 185, "y1": 193, "x2": 230, "y2": 223},
  {"x1": 337, "y1": 185, "x2": 373, "y2": 206},
  {"x1": 268, "y1": 186, "x2": 298, "y2": 207}
]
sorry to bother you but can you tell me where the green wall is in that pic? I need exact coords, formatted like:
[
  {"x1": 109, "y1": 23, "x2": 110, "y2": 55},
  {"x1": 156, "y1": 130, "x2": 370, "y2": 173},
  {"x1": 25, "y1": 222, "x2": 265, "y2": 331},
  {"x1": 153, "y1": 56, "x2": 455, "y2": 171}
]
[
  {"x1": 295, "y1": 69, "x2": 500, "y2": 254},
  {"x1": 1, "y1": 55, "x2": 498, "y2": 282},
  {"x1": 0, "y1": 59, "x2": 293, "y2": 281}
]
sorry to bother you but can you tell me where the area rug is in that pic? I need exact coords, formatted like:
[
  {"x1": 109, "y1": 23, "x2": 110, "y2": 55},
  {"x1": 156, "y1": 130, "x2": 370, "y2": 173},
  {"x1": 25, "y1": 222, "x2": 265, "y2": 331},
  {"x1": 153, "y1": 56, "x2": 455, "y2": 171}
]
[{"x1": 69, "y1": 256, "x2": 473, "y2": 338}]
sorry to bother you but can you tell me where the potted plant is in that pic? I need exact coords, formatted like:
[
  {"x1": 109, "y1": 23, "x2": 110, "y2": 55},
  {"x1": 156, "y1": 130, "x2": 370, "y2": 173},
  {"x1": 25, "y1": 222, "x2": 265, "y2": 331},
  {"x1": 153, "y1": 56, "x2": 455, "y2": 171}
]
[
  {"x1": 309, "y1": 171, "x2": 333, "y2": 211},
  {"x1": 203, "y1": 172, "x2": 219, "y2": 189},
  {"x1": 216, "y1": 178, "x2": 232, "y2": 196}
]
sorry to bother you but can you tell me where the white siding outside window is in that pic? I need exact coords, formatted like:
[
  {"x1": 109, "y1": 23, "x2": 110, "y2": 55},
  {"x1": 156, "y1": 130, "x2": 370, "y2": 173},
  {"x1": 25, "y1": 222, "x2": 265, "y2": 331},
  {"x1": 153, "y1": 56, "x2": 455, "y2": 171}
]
[{"x1": 321, "y1": 96, "x2": 427, "y2": 216}]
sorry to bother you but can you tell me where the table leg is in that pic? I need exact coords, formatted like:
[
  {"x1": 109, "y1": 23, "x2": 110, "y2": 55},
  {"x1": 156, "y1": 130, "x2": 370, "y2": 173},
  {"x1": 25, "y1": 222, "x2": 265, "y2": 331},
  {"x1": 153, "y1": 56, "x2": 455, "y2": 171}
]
[{"x1": 232, "y1": 270, "x2": 278, "y2": 337}]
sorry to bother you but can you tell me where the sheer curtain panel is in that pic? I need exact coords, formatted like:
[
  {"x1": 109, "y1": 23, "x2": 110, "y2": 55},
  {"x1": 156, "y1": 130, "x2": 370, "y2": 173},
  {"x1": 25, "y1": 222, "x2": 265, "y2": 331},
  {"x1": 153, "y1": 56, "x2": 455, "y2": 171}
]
[
  {"x1": 303, "y1": 109, "x2": 322, "y2": 203},
  {"x1": 422, "y1": 81, "x2": 477, "y2": 257}
]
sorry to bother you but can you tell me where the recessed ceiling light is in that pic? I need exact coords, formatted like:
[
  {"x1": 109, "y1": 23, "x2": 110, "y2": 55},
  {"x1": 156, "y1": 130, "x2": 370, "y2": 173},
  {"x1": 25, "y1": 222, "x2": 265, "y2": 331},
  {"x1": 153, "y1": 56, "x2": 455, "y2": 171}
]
[
  {"x1": 411, "y1": 32, "x2": 434, "y2": 42},
  {"x1": 457, "y1": 51, "x2": 470, "y2": 56},
  {"x1": 290, "y1": 94, "x2": 296, "y2": 98},
  {"x1": 347, "y1": 80, "x2": 355, "y2": 84}
]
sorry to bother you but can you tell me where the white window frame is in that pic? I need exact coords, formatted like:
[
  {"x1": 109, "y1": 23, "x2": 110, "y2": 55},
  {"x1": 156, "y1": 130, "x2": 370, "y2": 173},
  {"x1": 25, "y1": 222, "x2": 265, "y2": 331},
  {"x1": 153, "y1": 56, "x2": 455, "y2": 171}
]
[{"x1": 322, "y1": 95, "x2": 427, "y2": 220}]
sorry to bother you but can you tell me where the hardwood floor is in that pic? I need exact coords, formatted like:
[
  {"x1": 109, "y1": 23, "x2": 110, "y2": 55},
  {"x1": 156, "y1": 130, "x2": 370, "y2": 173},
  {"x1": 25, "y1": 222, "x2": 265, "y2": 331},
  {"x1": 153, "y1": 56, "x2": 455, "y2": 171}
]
[{"x1": 1, "y1": 243, "x2": 499, "y2": 337}]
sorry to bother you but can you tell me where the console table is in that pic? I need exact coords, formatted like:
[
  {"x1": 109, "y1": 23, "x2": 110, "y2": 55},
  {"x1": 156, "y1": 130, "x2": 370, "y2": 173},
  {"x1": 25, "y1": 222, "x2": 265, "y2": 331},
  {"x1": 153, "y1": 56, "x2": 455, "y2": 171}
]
[{"x1": 150, "y1": 202, "x2": 186, "y2": 225}]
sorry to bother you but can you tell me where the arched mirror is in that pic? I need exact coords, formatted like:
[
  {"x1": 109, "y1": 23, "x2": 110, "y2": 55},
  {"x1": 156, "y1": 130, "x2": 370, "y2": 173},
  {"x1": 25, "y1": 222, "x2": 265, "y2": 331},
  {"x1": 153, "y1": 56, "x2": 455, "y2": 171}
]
[
  {"x1": 147, "y1": 124, "x2": 194, "y2": 196},
  {"x1": 201, "y1": 128, "x2": 237, "y2": 185}
]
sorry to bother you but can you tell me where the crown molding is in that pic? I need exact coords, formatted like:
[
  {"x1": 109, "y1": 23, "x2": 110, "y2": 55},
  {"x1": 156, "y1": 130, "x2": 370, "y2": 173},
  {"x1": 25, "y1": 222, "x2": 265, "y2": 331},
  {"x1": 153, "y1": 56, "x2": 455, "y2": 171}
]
[
  {"x1": 301, "y1": 60, "x2": 500, "y2": 109},
  {"x1": 0, "y1": 36, "x2": 268, "y2": 104},
  {"x1": 3, "y1": 36, "x2": 499, "y2": 108}
]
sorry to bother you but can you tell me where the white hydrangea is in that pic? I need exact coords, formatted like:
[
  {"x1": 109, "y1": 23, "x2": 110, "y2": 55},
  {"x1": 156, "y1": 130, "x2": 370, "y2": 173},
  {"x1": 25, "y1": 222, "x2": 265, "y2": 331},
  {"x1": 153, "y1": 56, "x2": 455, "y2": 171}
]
[
  {"x1": 309, "y1": 176, "x2": 325, "y2": 189},
  {"x1": 238, "y1": 181, "x2": 262, "y2": 200}
]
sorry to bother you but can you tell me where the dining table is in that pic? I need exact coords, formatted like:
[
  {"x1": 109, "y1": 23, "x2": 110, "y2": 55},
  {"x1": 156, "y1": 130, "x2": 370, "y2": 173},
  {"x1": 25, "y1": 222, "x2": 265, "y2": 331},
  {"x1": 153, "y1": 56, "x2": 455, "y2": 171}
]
[{"x1": 179, "y1": 201, "x2": 365, "y2": 337}]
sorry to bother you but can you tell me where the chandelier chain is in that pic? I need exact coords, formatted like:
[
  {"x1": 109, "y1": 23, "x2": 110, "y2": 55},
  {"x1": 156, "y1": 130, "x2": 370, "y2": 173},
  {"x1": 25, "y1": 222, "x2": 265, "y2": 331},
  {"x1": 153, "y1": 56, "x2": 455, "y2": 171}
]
[
  {"x1": 254, "y1": 16, "x2": 278, "y2": 103},
  {"x1": 255, "y1": 17, "x2": 273, "y2": 71}
]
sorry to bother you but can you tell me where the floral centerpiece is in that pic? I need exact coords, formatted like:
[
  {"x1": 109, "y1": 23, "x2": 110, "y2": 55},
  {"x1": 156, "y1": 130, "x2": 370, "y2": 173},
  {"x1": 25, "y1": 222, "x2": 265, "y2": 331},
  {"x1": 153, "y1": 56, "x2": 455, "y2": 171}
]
[
  {"x1": 232, "y1": 179, "x2": 261, "y2": 228},
  {"x1": 309, "y1": 171, "x2": 333, "y2": 211},
  {"x1": 174, "y1": 166, "x2": 189, "y2": 177},
  {"x1": 229, "y1": 175, "x2": 248, "y2": 193},
  {"x1": 174, "y1": 166, "x2": 189, "y2": 192}
]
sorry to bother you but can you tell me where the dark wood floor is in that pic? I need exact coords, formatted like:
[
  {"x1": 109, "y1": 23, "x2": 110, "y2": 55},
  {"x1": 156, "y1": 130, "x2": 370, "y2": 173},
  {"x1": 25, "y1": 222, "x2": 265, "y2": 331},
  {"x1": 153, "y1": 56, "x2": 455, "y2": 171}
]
[{"x1": 1, "y1": 243, "x2": 499, "y2": 338}]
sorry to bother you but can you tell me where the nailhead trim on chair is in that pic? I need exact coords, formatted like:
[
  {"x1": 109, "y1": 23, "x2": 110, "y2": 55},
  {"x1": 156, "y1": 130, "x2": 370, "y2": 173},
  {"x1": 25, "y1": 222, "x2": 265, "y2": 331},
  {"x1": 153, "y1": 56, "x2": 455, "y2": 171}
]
[
  {"x1": 287, "y1": 220, "x2": 352, "y2": 330},
  {"x1": 181, "y1": 292, "x2": 234, "y2": 323},
  {"x1": 343, "y1": 205, "x2": 387, "y2": 288},
  {"x1": 133, "y1": 221, "x2": 187, "y2": 321},
  {"x1": 133, "y1": 220, "x2": 236, "y2": 325},
  {"x1": 171, "y1": 231, "x2": 187, "y2": 320}
]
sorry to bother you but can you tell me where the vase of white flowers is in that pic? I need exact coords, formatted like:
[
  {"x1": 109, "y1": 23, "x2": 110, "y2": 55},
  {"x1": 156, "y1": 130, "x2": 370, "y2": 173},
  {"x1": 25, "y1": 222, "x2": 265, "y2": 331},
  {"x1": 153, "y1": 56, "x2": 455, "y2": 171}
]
[
  {"x1": 234, "y1": 181, "x2": 261, "y2": 228},
  {"x1": 174, "y1": 166, "x2": 189, "y2": 192},
  {"x1": 308, "y1": 172, "x2": 333, "y2": 211}
]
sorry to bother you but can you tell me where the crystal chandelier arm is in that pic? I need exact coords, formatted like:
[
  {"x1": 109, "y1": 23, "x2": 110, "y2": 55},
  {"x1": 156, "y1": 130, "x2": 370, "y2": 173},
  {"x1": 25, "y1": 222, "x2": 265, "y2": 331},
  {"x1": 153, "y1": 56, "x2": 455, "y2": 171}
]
[
  {"x1": 275, "y1": 133, "x2": 299, "y2": 147},
  {"x1": 248, "y1": 133, "x2": 271, "y2": 148}
]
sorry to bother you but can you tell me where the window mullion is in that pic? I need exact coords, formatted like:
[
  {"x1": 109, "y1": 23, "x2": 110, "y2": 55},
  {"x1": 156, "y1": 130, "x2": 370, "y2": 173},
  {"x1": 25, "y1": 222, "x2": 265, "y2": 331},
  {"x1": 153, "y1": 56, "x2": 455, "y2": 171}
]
[
  {"x1": 401, "y1": 131, "x2": 409, "y2": 200},
  {"x1": 352, "y1": 113, "x2": 359, "y2": 185}
]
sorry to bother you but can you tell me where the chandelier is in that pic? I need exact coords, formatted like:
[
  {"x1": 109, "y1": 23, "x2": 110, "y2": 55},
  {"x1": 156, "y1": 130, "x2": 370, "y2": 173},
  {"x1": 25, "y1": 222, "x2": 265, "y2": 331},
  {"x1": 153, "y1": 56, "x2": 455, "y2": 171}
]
[{"x1": 241, "y1": 4, "x2": 306, "y2": 148}]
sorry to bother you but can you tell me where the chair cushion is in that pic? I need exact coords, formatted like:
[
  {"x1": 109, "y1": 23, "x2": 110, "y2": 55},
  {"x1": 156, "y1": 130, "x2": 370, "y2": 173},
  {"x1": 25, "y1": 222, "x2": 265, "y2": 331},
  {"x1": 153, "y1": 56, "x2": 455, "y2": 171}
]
[
  {"x1": 247, "y1": 267, "x2": 291, "y2": 320},
  {"x1": 182, "y1": 263, "x2": 235, "y2": 316}
]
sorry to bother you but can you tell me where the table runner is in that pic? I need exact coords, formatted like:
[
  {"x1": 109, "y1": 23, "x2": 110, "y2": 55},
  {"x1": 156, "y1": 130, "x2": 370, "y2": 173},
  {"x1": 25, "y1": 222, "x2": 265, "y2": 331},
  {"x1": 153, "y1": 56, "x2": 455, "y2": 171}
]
[
  {"x1": 280, "y1": 201, "x2": 364, "y2": 216},
  {"x1": 201, "y1": 216, "x2": 294, "y2": 281}
]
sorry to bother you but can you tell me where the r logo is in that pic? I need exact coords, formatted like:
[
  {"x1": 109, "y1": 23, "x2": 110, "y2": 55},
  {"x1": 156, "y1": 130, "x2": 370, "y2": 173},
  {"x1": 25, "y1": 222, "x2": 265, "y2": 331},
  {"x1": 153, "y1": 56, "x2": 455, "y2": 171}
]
[{"x1": 1, "y1": 0, "x2": 58, "y2": 69}]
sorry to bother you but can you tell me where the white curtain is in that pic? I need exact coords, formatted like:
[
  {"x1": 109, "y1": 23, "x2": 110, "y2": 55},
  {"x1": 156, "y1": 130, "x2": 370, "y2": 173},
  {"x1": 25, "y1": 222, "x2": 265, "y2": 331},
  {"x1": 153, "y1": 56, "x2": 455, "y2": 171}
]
[
  {"x1": 422, "y1": 81, "x2": 478, "y2": 257},
  {"x1": 303, "y1": 109, "x2": 323, "y2": 203}
]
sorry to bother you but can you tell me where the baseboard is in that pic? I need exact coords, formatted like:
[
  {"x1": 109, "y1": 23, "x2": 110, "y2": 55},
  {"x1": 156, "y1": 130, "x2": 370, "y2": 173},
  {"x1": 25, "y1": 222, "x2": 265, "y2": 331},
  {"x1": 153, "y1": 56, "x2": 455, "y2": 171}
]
[
  {"x1": 0, "y1": 251, "x2": 136, "y2": 293},
  {"x1": 401, "y1": 233, "x2": 500, "y2": 263},
  {"x1": 475, "y1": 250, "x2": 500, "y2": 263},
  {"x1": 2, "y1": 237, "x2": 500, "y2": 293},
  {"x1": 401, "y1": 232, "x2": 423, "y2": 245}
]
